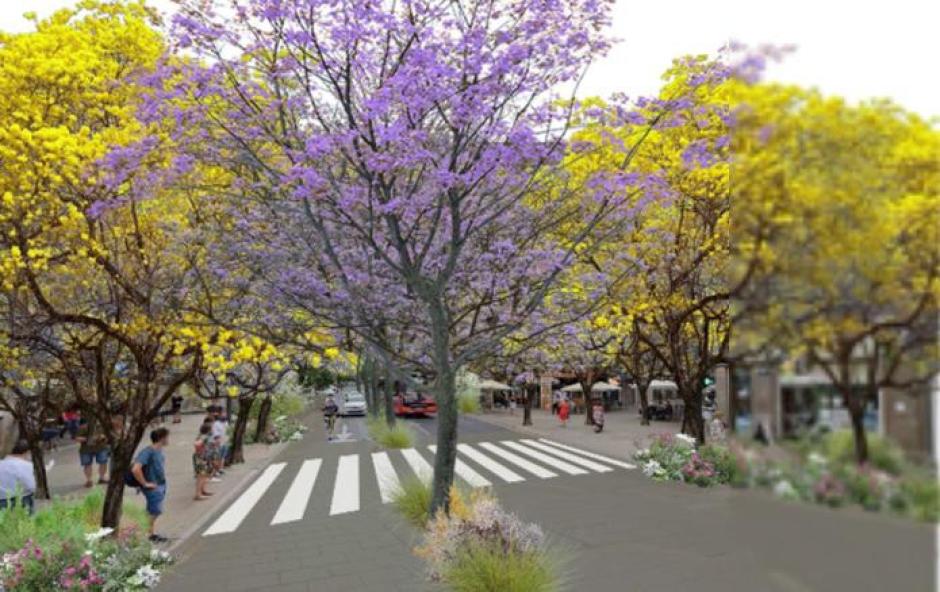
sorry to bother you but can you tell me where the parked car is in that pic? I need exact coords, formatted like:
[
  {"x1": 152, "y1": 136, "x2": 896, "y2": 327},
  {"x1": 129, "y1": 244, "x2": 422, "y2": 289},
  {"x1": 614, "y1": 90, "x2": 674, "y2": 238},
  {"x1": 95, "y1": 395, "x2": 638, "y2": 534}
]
[
  {"x1": 393, "y1": 393, "x2": 437, "y2": 417},
  {"x1": 339, "y1": 392, "x2": 367, "y2": 416}
]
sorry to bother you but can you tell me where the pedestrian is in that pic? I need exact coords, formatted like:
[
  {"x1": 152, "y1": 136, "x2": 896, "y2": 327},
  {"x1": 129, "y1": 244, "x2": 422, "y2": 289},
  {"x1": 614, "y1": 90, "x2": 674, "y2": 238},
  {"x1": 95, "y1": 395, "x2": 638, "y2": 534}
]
[
  {"x1": 211, "y1": 410, "x2": 228, "y2": 472},
  {"x1": 60, "y1": 404, "x2": 81, "y2": 439},
  {"x1": 131, "y1": 427, "x2": 170, "y2": 543},
  {"x1": 192, "y1": 424, "x2": 215, "y2": 501},
  {"x1": 171, "y1": 394, "x2": 184, "y2": 424},
  {"x1": 77, "y1": 419, "x2": 110, "y2": 488},
  {"x1": 0, "y1": 439, "x2": 36, "y2": 514},
  {"x1": 551, "y1": 391, "x2": 560, "y2": 415},
  {"x1": 592, "y1": 400, "x2": 605, "y2": 433},
  {"x1": 558, "y1": 397, "x2": 570, "y2": 427},
  {"x1": 509, "y1": 394, "x2": 517, "y2": 415}
]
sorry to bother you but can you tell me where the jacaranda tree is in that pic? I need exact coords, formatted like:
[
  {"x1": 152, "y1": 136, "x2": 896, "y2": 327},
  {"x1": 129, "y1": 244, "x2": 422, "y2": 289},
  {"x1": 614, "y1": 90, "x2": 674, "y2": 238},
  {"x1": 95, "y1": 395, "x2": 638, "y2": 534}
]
[{"x1": 135, "y1": 0, "x2": 719, "y2": 513}]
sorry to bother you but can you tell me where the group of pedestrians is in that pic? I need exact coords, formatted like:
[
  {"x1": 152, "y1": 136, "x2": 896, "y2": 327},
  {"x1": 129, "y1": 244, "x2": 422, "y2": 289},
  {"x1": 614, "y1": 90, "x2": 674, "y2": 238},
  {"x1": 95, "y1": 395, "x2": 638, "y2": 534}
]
[{"x1": 191, "y1": 408, "x2": 227, "y2": 501}]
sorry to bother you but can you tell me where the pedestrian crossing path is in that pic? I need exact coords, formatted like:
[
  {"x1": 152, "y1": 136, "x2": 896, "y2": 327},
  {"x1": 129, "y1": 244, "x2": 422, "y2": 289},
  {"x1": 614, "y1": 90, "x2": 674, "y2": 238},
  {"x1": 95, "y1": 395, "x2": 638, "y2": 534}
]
[{"x1": 203, "y1": 438, "x2": 636, "y2": 536}]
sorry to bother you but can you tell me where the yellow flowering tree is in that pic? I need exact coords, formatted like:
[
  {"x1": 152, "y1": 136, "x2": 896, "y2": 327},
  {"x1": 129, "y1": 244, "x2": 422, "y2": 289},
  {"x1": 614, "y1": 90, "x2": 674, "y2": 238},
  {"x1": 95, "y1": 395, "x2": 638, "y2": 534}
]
[
  {"x1": 731, "y1": 84, "x2": 940, "y2": 462},
  {"x1": 0, "y1": 1, "x2": 214, "y2": 527}
]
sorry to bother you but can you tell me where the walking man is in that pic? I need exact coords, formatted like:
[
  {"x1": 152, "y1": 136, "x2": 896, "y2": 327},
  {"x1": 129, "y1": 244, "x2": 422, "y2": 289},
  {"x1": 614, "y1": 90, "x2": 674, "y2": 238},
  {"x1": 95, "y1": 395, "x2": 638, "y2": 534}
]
[
  {"x1": 0, "y1": 440, "x2": 36, "y2": 514},
  {"x1": 132, "y1": 427, "x2": 170, "y2": 543}
]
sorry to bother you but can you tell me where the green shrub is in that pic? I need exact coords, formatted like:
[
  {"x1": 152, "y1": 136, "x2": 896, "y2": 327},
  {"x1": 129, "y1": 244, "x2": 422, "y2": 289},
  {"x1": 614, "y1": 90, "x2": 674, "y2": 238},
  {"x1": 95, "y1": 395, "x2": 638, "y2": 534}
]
[
  {"x1": 901, "y1": 478, "x2": 939, "y2": 522},
  {"x1": 698, "y1": 444, "x2": 745, "y2": 486},
  {"x1": 445, "y1": 543, "x2": 558, "y2": 592},
  {"x1": 367, "y1": 416, "x2": 414, "y2": 449},
  {"x1": 458, "y1": 393, "x2": 481, "y2": 414},
  {"x1": 391, "y1": 477, "x2": 433, "y2": 527},
  {"x1": 0, "y1": 490, "x2": 147, "y2": 554},
  {"x1": 822, "y1": 430, "x2": 905, "y2": 475}
]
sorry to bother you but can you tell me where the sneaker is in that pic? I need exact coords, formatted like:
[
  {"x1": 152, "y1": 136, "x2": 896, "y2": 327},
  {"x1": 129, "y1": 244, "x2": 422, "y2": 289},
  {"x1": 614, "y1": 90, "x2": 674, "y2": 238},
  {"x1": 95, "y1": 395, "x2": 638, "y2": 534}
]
[{"x1": 210, "y1": 477, "x2": 222, "y2": 483}]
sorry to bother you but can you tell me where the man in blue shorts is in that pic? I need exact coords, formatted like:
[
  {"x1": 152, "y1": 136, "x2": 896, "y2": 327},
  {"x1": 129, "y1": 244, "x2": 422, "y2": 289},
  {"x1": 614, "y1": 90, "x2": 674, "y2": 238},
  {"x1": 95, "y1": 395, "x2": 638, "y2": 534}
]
[
  {"x1": 77, "y1": 420, "x2": 110, "y2": 488},
  {"x1": 132, "y1": 427, "x2": 170, "y2": 543}
]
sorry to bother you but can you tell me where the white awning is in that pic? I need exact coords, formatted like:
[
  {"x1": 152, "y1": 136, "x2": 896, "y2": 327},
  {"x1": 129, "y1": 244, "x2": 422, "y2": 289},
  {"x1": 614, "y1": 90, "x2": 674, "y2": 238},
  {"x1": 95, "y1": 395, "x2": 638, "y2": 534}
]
[{"x1": 478, "y1": 379, "x2": 512, "y2": 391}]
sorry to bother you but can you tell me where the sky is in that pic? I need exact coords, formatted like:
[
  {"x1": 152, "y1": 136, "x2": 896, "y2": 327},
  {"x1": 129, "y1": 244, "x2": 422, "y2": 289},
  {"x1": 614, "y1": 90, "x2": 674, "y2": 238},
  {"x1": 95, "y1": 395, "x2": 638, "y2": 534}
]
[{"x1": 1, "y1": 0, "x2": 937, "y2": 118}]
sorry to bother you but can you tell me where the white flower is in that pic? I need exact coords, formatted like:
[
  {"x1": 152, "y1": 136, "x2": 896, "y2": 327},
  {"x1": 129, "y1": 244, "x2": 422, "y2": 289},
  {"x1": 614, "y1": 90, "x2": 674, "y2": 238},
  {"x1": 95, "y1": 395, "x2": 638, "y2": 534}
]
[
  {"x1": 150, "y1": 549, "x2": 172, "y2": 563},
  {"x1": 642, "y1": 460, "x2": 664, "y2": 478},
  {"x1": 773, "y1": 480, "x2": 798, "y2": 500},
  {"x1": 634, "y1": 447, "x2": 651, "y2": 460},
  {"x1": 807, "y1": 452, "x2": 827, "y2": 466},
  {"x1": 289, "y1": 431, "x2": 304, "y2": 441},
  {"x1": 85, "y1": 527, "x2": 114, "y2": 543},
  {"x1": 675, "y1": 433, "x2": 697, "y2": 447},
  {"x1": 128, "y1": 564, "x2": 161, "y2": 588}
]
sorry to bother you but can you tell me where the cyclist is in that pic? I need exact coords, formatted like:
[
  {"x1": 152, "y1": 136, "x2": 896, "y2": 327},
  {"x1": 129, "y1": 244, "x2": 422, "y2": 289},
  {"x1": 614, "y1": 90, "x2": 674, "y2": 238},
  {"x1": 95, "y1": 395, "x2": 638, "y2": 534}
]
[{"x1": 323, "y1": 396, "x2": 339, "y2": 441}]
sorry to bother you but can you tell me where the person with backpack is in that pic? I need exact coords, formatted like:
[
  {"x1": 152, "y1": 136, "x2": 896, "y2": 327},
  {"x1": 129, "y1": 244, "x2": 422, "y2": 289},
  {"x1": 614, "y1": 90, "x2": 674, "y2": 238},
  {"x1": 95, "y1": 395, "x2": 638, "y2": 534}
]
[{"x1": 130, "y1": 428, "x2": 170, "y2": 543}]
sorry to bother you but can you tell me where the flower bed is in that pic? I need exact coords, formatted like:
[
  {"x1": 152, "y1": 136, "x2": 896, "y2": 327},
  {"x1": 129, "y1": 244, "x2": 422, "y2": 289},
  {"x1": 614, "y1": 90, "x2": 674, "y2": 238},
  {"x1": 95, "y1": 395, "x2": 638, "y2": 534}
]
[
  {"x1": 633, "y1": 430, "x2": 938, "y2": 522},
  {"x1": 412, "y1": 488, "x2": 558, "y2": 592},
  {"x1": 0, "y1": 492, "x2": 172, "y2": 591}
]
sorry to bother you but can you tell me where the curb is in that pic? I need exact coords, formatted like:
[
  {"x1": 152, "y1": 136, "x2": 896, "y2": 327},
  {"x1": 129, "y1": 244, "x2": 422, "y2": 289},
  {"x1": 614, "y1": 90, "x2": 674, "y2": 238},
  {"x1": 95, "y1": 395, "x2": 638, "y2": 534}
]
[{"x1": 166, "y1": 440, "x2": 290, "y2": 556}]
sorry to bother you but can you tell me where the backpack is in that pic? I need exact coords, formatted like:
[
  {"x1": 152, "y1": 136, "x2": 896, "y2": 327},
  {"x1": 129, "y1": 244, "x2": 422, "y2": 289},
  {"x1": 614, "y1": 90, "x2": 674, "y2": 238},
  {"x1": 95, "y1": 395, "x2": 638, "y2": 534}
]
[{"x1": 124, "y1": 468, "x2": 142, "y2": 489}]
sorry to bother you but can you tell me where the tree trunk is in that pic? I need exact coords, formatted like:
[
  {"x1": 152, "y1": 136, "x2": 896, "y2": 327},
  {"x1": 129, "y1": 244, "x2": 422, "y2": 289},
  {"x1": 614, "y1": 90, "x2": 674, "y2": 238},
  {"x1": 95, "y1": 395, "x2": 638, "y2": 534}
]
[
  {"x1": 430, "y1": 366, "x2": 458, "y2": 517},
  {"x1": 369, "y1": 366, "x2": 381, "y2": 419},
  {"x1": 228, "y1": 397, "x2": 254, "y2": 464},
  {"x1": 522, "y1": 384, "x2": 533, "y2": 426},
  {"x1": 254, "y1": 396, "x2": 273, "y2": 444},
  {"x1": 682, "y1": 388, "x2": 705, "y2": 444},
  {"x1": 28, "y1": 442, "x2": 50, "y2": 500},
  {"x1": 849, "y1": 403, "x2": 869, "y2": 465},
  {"x1": 383, "y1": 373, "x2": 397, "y2": 427},
  {"x1": 638, "y1": 382, "x2": 651, "y2": 426},
  {"x1": 101, "y1": 443, "x2": 135, "y2": 529},
  {"x1": 581, "y1": 377, "x2": 595, "y2": 426}
]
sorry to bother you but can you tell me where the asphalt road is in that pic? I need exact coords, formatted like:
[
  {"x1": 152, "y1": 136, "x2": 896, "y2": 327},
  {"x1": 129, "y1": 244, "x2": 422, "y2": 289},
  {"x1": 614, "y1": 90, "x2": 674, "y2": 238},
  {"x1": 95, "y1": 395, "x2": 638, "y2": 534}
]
[{"x1": 159, "y1": 412, "x2": 935, "y2": 592}]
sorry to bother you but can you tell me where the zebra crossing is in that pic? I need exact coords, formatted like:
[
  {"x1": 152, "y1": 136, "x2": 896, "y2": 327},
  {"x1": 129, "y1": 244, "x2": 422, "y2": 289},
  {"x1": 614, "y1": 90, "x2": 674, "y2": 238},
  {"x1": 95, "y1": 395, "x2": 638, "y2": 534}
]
[{"x1": 203, "y1": 438, "x2": 636, "y2": 536}]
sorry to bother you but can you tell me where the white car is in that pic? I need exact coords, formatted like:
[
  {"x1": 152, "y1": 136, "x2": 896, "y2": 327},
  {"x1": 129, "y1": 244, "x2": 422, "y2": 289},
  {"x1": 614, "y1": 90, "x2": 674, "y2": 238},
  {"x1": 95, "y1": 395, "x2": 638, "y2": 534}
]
[{"x1": 339, "y1": 392, "x2": 367, "y2": 416}]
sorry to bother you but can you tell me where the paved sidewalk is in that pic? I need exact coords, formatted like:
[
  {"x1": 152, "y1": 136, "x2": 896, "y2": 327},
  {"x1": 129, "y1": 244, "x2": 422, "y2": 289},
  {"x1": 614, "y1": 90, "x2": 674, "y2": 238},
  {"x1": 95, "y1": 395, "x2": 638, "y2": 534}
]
[
  {"x1": 40, "y1": 413, "x2": 290, "y2": 548},
  {"x1": 471, "y1": 407, "x2": 677, "y2": 460}
]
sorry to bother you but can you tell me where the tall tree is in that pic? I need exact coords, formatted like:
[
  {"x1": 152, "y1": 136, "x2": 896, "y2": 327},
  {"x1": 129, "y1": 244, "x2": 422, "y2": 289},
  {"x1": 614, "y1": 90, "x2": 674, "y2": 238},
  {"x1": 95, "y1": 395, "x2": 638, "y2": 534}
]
[{"x1": 144, "y1": 0, "x2": 699, "y2": 514}]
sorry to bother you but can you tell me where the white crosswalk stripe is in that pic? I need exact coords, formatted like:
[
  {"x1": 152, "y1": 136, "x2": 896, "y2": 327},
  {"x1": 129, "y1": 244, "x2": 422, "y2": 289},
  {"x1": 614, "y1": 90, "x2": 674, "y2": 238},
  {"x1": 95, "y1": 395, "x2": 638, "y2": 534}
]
[
  {"x1": 330, "y1": 455, "x2": 360, "y2": 515},
  {"x1": 457, "y1": 443, "x2": 525, "y2": 483},
  {"x1": 204, "y1": 463, "x2": 286, "y2": 536},
  {"x1": 401, "y1": 448, "x2": 433, "y2": 483},
  {"x1": 499, "y1": 440, "x2": 588, "y2": 475},
  {"x1": 519, "y1": 439, "x2": 614, "y2": 472},
  {"x1": 271, "y1": 459, "x2": 321, "y2": 525},
  {"x1": 477, "y1": 442, "x2": 557, "y2": 478},
  {"x1": 429, "y1": 445, "x2": 491, "y2": 488},
  {"x1": 203, "y1": 438, "x2": 631, "y2": 535},
  {"x1": 537, "y1": 439, "x2": 637, "y2": 470},
  {"x1": 371, "y1": 452, "x2": 400, "y2": 504}
]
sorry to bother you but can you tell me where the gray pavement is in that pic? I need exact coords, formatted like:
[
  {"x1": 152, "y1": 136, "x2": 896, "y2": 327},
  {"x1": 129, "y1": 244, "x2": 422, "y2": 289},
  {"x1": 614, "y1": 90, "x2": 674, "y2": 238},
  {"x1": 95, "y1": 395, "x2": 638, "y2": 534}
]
[{"x1": 158, "y1": 411, "x2": 936, "y2": 592}]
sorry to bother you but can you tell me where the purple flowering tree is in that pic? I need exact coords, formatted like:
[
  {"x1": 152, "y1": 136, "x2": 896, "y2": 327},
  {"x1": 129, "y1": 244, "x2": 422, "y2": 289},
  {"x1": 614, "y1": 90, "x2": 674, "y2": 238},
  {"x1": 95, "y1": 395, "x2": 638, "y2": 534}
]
[{"x1": 140, "y1": 0, "x2": 701, "y2": 513}]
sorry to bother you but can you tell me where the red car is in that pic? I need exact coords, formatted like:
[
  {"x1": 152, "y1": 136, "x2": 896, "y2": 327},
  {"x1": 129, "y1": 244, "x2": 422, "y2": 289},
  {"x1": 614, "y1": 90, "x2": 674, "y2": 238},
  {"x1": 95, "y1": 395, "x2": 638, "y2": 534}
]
[{"x1": 393, "y1": 393, "x2": 437, "y2": 417}]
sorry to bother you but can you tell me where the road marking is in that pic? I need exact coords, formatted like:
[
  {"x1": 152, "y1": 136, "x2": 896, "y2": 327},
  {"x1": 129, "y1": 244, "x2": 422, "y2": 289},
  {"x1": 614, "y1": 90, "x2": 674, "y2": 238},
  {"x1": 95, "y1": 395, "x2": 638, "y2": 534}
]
[
  {"x1": 371, "y1": 452, "x2": 400, "y2": 504},
  {"x1": 537, "y1": 439, "x2": 637, "y2": 469},
  {"x1": 429, "y1": 445, "x2": 491, "y2": 488},
  {"x1": 457, "y1": 443, "x2": 525, "y2": 483},
  {"x1": 500, "y1": 440, "x2": 587, "y2": 475},
  {"x1": 329, "y1": 455, "x2": 360, "y2": 515},
  {"x1": 271, "y1": 459, "x2": 321, "y2": 525},
  {"x1": 477, "y1": 442, "x2": 557, "y2": 479},
  {"x1": 204, "y1": 463, "x2": 286, "y2": 536},
  {"x1": 401, "y1": 448, "x2": 433, "y2": 483},
  {"x1": 519, "y1": 439, "x2": 614, "y2": 472}
]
